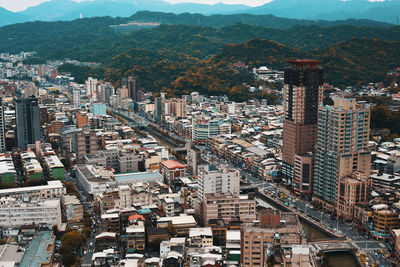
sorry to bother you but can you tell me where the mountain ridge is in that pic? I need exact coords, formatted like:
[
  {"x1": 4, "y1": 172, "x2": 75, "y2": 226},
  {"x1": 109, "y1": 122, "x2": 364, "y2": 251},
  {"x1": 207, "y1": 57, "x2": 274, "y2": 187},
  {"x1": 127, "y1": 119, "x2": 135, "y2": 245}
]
[{"x1": 0, "y1": 0, "x2": 399, "y2": 26}]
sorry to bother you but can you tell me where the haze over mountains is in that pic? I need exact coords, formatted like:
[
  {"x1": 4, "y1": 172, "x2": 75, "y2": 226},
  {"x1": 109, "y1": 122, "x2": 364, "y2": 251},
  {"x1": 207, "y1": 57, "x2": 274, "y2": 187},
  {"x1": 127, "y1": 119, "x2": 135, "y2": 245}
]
[{"x1": 0, "y1": 0, "x2": 399, "y2": 26}]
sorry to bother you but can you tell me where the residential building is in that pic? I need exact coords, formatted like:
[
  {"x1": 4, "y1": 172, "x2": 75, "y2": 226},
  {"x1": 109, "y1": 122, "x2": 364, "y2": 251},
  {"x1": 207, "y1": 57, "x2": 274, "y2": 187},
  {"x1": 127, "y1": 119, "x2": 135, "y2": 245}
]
[
  {"x1": 0, "y1": 180, "x2": 65, "y2": 199},
  {"x1": 192, "y1": 118, "x2": 219, "y2": 143},
  {"x1": 157, "y1": 215, "x2": 197, "y2": 236},
  {"x1": 188, "y1": 227, "x2": 213, "y2": 247},
  {"x1": 73, "y1": 88, "x2": 81, "y2": 108},
  {"x1": 159, "y1": 160, "x2": 185, "y2": 187},
  {"x1": 128, "y1": 76, "x2": 137, "y2": 102},
  {"x1": 314, "y1": 97, "x2": 371, "y2": 211},
  {"x1": 202, "y1": 193, "x2": 256, "y2": 226},
  {"x1": 336, "y1": 171, "x2": 371, "y2": 220},
  {"x1": 373, "y1": 209, "x2": 399, "y2": 240},
  {"x1": 62, "y1": 194, "x2": 83, "y2": 223},
  {"x1": 86, "y1": 77, "x2": 98, "y2": 99},
  {"x1": 75, "y1": 130, "x2": 98, "y2": 163},
  {"x1": 241, "y1": 210, "x2": 303, "y2": 267},
  {"x1": 196, "y1": 166, "x2": 240, "y2": 221}
]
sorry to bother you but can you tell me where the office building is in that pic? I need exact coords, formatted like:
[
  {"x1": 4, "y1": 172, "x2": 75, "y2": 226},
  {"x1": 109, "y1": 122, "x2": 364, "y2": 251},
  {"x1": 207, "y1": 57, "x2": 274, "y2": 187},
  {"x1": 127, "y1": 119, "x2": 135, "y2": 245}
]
[
  {"x1": 282, "y1": 60, "x2": 324, "y2": 188},
  {"x1": 314, "y1": 97, "x2": 371, "y2": 211},
  {"x1": 15, "y1": 96, "x2": 41, "y2": 150}
]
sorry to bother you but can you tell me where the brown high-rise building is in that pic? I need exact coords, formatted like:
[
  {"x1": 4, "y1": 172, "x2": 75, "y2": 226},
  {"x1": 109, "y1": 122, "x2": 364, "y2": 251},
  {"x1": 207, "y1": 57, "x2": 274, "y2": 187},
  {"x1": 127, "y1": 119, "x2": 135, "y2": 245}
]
[{"x1": 282, "y1": 60, "x2": 324, "y2": 193}]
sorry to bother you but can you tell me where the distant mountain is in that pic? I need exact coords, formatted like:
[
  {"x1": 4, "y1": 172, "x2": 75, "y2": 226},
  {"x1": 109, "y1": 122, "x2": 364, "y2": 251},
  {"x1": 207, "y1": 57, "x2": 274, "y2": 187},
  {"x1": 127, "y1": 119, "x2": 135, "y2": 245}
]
[
  {"x1": 15, "y1": 0, "x2": 250, "y2": 23},
  {"x1": 0, "y1": 0, "x2": 396, "y2": 26},
  {"x1": 0, "y1": 7, "x2": 27, "y2": 26},
  {"x1": 248, "y1": 0, "x2": 400, "y2": 24}
]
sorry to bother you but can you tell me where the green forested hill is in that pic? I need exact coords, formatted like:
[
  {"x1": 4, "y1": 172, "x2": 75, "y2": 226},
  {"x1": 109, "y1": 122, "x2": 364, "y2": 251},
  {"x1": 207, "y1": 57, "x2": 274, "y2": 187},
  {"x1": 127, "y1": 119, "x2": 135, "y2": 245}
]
[
  {"x1": 216, "y1": 38, "x2": 400, "y2": 87},
  {"x1": 128, "y1": 11, "x2": 394, "y2": 29},
  {"x1": 0, "y1": 14, "x2": 398, "y2": 99}
]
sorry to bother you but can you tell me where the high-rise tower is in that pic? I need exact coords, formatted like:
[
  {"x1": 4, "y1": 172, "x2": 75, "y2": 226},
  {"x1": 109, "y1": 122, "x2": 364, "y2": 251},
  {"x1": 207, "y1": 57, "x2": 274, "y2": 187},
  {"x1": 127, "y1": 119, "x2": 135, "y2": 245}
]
[
  {"x1": 282, "y1": 60, "x2": 324, "y2": 195},
  {"x1": 16, "y1": 96, "x2": 41, "y2": 150},
  {"x1": 313, "y1": 97, "x2": 371, "y2": 210}
]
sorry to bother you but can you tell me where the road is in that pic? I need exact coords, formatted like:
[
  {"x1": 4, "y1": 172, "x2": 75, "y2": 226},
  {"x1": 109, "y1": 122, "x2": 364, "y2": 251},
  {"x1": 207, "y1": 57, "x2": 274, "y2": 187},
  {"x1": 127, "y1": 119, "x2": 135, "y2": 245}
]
[
  {"x1": 204, "y1": 150, "x2": 392, "y2": 267},
  {"x1": 64, "y1": 172, "x2": 98, "y2": 265},
  {"x1": 251, "y1": 177, "x2": 391, "y2": 267}
]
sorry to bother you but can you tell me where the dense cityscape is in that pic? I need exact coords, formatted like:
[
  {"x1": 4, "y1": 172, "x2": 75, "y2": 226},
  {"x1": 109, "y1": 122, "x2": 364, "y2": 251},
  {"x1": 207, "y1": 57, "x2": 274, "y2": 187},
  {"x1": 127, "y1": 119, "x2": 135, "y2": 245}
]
[
  {"x1": 0, "y1": 50, "x2": 399, "y2": 267},
  {"x1": 0, "y1": 1, "x2": 399, "y2": 267}
]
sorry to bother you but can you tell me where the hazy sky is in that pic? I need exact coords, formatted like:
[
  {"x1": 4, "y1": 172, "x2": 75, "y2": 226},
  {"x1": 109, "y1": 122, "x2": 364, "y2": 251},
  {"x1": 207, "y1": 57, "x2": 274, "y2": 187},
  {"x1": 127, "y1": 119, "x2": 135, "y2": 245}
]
[{"x1": 0, "y1": 0, "x2": 273, "y2": 12}]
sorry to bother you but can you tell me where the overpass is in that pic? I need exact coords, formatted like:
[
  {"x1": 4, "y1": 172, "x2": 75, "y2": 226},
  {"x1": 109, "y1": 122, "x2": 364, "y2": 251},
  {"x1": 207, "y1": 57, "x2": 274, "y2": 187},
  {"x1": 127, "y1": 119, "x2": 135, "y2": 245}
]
[
  {"x1": 255, "y1": 189, "x2": 345, "y2": 240},
  {"x1": 309, "y1": 240, "x2": 356, "y2": 253}
]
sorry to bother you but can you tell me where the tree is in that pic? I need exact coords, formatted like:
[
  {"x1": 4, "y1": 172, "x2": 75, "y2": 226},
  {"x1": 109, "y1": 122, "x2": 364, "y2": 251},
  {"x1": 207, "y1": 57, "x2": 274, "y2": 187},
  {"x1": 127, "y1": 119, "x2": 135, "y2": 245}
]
[
  {"x1": 60, "y1": 230, "x2": 87, "y2": 266},
  {"x1": 61, "y1": 253, "x2": 76, "y2": 267},
  {"x1": 167, "y1": 222, "x2": 177, "y2": 237}
]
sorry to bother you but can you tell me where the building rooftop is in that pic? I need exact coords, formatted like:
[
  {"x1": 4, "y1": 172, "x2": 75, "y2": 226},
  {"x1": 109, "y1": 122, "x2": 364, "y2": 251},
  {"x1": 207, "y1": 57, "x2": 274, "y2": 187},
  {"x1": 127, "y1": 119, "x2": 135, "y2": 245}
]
[
  {"x1": 115, "y1": 171, "x2": 162, "y2": 183},
  {"x1": 19, "y1": 231, "x2": 54, "y2": 267},
  {"x1": 157, "y1": 215, "x2": 196, "y2": 226},
  {"x1": 160, "y1": 160, "x2": 185, "y2": 169},
  {"x1": 0, "y1": 244, "x2": 24, "y2": 264},
  {"x1": 189, "y1": 227, "x2": 212, "y2": 238},
  {"x1": 292, "y1": 245, "x2": 310, "y2": 255},
  {"x1": 62, "y1": 194, "x2": 81, "y2": 205},
  {"x1": 226, "y1": 230, "x2": 240, "y2": 241}
]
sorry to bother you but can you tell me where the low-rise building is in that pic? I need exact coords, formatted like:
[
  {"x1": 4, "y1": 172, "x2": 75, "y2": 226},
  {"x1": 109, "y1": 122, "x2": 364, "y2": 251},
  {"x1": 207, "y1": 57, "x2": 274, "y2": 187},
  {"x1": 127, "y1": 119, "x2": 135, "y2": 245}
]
[
  {"x1": 62, "y1": 194, "x2": 83, "y2": 223},
  {"x1": 188, "y1": 227, "x2": 213, "y2": 247},
  {"x1": 159, "y1": 160, "x2": 185, "y2": 187},
  {"x1": 0, "y1": 197, "x2": 62, "y2": 229},
  {"x1": 157, "y1": 215, "x2": 197, "y2": 236},
  {"x1": 373, "y1": 209, "x2": 400, "y2": 240},
  {"x1": 0, "y1": 180, "x2": 65, "y2": 199},
  {"x1": 202, "y1": 193, "x2": 256, "y2": 226}
]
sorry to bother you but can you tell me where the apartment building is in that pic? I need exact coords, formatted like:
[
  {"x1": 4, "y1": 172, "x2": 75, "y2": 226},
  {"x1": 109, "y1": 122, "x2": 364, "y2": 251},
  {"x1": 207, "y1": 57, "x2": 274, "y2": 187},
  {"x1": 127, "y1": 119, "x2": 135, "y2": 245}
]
[
  {"x1": 202, "y1": 193, "x2": 256, "y2": 226},
  {"x1": 314, "y1": 97, "x2": 371, "y2": 211},
  {"x1": 241, "y1": 210, "x2": 303, "y2": 267}
]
